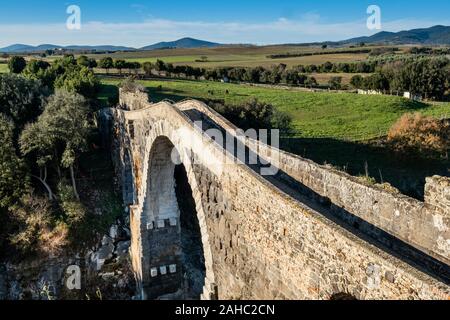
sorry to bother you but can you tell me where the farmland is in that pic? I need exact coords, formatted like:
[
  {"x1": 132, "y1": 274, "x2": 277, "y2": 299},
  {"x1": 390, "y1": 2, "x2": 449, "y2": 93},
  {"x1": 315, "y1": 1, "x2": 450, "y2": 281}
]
[
  {"x1": 99, "y1": 77, "x2": 450, "y2": 198},
  {"x1": 83, "y1": 44, "x2": 398, "y2": 68},
  {"x1": 100, "y1": 77, "x2": 450, "y2": 141},
  {"x1": 0, "y1": 64, "x2": 8, "y2": 73}
]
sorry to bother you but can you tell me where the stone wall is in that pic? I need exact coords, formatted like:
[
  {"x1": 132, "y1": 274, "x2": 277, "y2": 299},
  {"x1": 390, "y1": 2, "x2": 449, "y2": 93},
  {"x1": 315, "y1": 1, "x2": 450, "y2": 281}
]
[
  {"x1": 175, "y1": 99, "x2": 450, "y2": 266},
  {"x1": 108, "y1": 92, "x2": 450, "y2": 300},
  {"x1": 426, "y1": 176, "x2": 450, "y2": 213},
  {"x1": 119, "y1": 88, "x2": 151, "y2": 111}
]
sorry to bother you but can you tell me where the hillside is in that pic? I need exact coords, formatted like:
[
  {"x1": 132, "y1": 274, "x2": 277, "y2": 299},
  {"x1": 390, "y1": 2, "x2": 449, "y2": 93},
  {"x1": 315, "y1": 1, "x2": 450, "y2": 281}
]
[
  {"x1": 342, "y1": 25, "x2": 450, "y2": 45},
  {"x1": 140, "y1": 37, "x2": 222, "y2": 50}
]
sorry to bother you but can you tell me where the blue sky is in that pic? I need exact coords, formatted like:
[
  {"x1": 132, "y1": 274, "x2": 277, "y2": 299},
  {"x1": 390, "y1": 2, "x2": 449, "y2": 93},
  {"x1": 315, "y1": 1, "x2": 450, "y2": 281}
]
[{"x1": 1, "y1": 0, "x2": 449, "y2": 47}]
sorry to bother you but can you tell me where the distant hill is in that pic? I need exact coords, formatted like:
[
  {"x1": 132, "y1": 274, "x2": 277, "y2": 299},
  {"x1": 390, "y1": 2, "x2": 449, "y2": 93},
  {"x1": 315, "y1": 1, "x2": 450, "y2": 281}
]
[
  {"x1": 341, "y1": 25, "x2": 450, "y2": 45},
  {"x1": 0, "y1": 44, "x2": 135, "y2": 53},
  {"x1": 2, "y1": 25, "x2": 449, "y2": 53},
  {"x1": 141, "y1": 37, "x2": 222, "y2": 50}
]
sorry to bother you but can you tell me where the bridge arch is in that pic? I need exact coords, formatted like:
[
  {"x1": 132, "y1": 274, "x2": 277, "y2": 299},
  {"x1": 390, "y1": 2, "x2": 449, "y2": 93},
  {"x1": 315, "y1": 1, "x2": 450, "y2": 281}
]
[{"x1": 132, "y1": 119, "x2": 216, "y2": 300}]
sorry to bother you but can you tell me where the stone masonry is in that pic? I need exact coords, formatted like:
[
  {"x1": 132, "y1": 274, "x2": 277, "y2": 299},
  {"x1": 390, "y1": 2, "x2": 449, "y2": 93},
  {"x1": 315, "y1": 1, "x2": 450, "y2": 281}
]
[{"x1": 101, "y1": 89, "x2": 450, "y2": 300}]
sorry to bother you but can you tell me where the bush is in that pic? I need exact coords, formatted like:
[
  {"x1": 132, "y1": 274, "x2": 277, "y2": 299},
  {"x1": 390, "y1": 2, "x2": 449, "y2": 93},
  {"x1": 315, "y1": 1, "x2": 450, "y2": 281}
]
[
  {"x1": 387, "y1": 113, "x2": 450, "y2": 158},
  {"x1": 8, "y1": 56, "x2": 27, "y2": 74},
  {"x1": 210, "y1": 98, "x2": 294, "y2": 135},
  {"x1": 54, "y1": 65, "x2": 100, "y2": 99},
  {"x1": 0, "y1": 73, "x2": 45, "y2": 127},
  {"x1": 57, "y1": 181, "x2": 87, "y2": 226},
  {"x1": 119, "y1": 77, "x2": 146, "y2": 93},
  {"x1": 9, "y1": 194, "x2": 68, "y2": 256},
  {"x1": 0, "y1": 115, "x2": 28, "y2": 208}
]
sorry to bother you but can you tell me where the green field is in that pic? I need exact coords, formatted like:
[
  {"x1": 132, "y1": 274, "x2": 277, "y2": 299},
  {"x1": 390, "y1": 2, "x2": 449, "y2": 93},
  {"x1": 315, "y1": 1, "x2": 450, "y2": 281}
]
[
  {"x1": 100, "y1": 78, "x2": 450, "y2": 141},
  {"x1": 0, "y1": 64, "x2": 8, "y2": 73},
  {"x1": 83, "y1": 45, "x2": 394, "y2": 69}
]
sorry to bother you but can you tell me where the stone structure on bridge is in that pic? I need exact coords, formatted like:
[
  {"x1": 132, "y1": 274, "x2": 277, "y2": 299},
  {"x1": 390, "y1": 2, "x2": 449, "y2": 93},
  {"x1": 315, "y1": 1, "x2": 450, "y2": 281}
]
[{"x1": 99, "y1": 88, "x2": 450, "y2": 300}]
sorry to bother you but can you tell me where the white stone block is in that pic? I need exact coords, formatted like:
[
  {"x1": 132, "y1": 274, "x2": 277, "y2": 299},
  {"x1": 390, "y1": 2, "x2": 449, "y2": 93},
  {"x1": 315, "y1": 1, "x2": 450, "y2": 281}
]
[
  {"x1": 169, "y1": 218, "x2": 177, "y2": 227},
  {"x1": 150, "y1": 268, "x2": 158, "y2": 277},
  {"x1": 169, "y1": 264, "x2": 177, "y2": 273},
  {"x1": 160, "y1": 266, "x2": 167, "y2": 275},
  {"x1": 157, "y1": 219, "x2": 165, "y2": 229}
]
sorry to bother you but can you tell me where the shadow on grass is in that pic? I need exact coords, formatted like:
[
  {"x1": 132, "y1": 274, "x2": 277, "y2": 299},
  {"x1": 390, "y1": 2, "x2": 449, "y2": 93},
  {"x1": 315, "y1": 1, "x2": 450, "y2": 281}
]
[{"x1": 281, "y1": 137, "x2": 449, "y2": 200}]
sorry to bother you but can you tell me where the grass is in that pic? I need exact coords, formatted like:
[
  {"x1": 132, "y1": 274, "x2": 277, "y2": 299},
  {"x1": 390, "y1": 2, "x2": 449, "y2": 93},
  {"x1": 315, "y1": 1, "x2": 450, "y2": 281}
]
[
  {"x1": 100, "y1": 78, "x2": 450, "y2": 141},
  {"x1": 0, "y1": 64, "x2": 8, "y2": 73},
  {"x1": 78, "y1": 45, "x2": 379, "y2": 69}
]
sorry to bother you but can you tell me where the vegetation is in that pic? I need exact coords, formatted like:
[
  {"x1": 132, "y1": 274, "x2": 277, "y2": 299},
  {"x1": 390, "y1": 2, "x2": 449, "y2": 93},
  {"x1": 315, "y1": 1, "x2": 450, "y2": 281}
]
[
  {"x1": 0, "y1": 115, "x2": 28, "y2": 208},
  {"x1": 209, "y1": 98, "x2": 294, "y2": 135},
  {"x1": 0, "y1": 73, "x2": 46, "y2": 127},
  {"x1": 353, "y1": 57, "x2": 449, "y2": 100},
  {"x1": 388, "y1": 113, "x2": 449, "y2": 158},
  {"x1": 0, "y1": 65, "x2": 121, "y2": 258},
  {"x1": 100, "y1": 78, "x2": 450, "y2": 140},
  {"x1": 8, "y1": 56, "x2": 26, "y2": 74}
]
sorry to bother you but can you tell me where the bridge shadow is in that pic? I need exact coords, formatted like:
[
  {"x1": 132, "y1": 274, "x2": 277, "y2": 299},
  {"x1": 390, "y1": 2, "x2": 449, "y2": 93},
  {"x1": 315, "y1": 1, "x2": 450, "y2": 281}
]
[{"x1": 183, "y1": 108, "x2": 450, "y2": 285}]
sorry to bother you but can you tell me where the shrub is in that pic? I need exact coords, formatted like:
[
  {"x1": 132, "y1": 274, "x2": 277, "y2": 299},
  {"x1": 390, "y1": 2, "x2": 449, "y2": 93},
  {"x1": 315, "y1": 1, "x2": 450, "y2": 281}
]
[
  {"x1": 58, "y1": 181, "x2": 87, "y2": 226},
  {"x1": 119, "y1": 77, "x2": 146, "y2": 93},
  {"x1": 210, "y1": 98, "x2": 294, "y2": 135},
  {"x1": 9, "y1": 194, "x2": 68, "y2": 256},
  {"x1": 8, "y1": 56, "x2": 27, "y2": 74},
  {"x1": 387, "y1": 113, "x2": 450, "y2": 158},
  {"x1": 54, "y1": 65, "x2": 100, "y2": 99},
  {"x1": 0, "y1": 115, "x2": 28, "y2": 208},
  {"x1": 0, "y1": 73, "x2": 45, "y2": 127}
]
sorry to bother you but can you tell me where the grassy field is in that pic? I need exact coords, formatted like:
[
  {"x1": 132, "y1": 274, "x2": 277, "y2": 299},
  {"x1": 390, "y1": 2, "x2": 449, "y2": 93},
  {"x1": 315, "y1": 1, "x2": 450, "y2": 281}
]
[
  {"x1": 0, "y1": 64, "x2": 8, "y2": 73},
  {"x1": 98, "y1": 77, "x2": 449, "y2": 198},
  {"x1": 100, "y1": 78, "x2": 450, "y2": 141},
  {"x1": 80, "y1": 44, "x2": 394, "y2": 69}
]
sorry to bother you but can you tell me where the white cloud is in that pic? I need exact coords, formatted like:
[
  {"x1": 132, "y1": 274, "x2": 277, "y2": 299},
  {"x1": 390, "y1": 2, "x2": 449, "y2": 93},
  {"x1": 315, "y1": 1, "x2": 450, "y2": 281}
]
[{"x1": 0, "y1": 17, "x2": 448, "y2": 48}]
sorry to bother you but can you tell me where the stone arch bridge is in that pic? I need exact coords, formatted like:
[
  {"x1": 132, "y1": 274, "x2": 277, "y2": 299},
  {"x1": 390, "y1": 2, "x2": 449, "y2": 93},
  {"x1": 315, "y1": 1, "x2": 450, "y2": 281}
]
[{"x1": 100, "y1": 89, "x2": 450, "y2": 300}]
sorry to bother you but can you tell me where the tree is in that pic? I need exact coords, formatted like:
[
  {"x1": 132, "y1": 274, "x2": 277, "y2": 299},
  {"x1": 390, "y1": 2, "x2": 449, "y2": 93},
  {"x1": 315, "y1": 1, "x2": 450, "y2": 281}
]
[
  {"x1": 99, "y1": 57, "x2": 114, "y2": 74},
  {"x1": 0, "y1": 115, "x2": 28, "y2": 208},
  {"x1": 142, "y1": 62, "x2": 153, "y2": 77},
  {"x1": 23, "y1": 59, "x2": 56, "y2": 88},
  {"x1": 19, "y1": 120, "x2": 57, "y2": 200},
  {"x1": 154, "y1": 59, "x2": 167, "y2": 72},
  {"x1": 328, "y1": 76, "x2": 342, "y2": 90},
  {"x1": 54, "y1": 65, "x2": 100, "y2": 99},
  {"x1": 350, "y1": 75, "x2": 364, "y2": 89},
  {"x1": 77, "y1": 55, "x2": 90, "y2": 67},
  {"x1": 8, "y1": 56, "x2": 27, "y2": 74},
  {"x1": 0, "y1": 73, "x2": 45, "y2": 127},
  {"x1": 77, "y1": 56, "x2": 97, "y2": 69},
  {"x1": 322, "y1": 44, "x2": 328, "y2": 50},
  {"x1": 20, "y1": 91, "x2": 92, "y2": 200},
  {"x1": 114, "y1": 59, "x2": 127, "y2": 75},
  {"x1": 305, "y1": 76, "x2": 318, "y2": 88}
]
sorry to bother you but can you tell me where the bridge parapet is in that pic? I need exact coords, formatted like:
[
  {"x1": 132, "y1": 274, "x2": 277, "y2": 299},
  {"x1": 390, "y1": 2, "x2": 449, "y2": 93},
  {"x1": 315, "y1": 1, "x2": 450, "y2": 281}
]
[
  {"x1": 174, "y1": 99, "x2": 450, "y2": 266},
  {"x1": 106, "y1": 90, "x2": 450, "y2": 300}
]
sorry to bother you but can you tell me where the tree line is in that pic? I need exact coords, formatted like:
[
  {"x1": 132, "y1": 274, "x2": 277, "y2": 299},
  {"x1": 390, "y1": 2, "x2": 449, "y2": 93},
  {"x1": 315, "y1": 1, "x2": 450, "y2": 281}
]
[
  {"x1": 350, "y1": 57, "x2": 450, "y2": 100},
  {"x1": 1, "y1": 54, "x2": 108, "y2": 256}
]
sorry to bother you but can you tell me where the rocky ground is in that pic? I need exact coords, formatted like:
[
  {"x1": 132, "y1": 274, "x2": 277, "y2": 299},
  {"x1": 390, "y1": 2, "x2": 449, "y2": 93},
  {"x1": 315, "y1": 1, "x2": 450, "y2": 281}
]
[{"x1": 0, "y1": 217, "x2": 136, "y2": 300}]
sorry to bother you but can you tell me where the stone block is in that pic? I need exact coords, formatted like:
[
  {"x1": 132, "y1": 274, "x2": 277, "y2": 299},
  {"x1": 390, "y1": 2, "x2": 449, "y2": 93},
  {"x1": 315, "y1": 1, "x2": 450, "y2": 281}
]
[
  {"x1": 160, "y1": 266, "x2": 167, "y2": 275},
  {"x1": 169, "y1": 218, "x2": 177, "y2": 227},
  {"x1": 157, "y1": 219, "x2": 166, "y2": 229}
]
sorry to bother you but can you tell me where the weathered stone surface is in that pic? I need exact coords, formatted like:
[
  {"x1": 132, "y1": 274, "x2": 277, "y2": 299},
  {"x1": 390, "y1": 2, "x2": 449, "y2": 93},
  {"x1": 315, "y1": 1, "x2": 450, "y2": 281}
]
[{"x1": 106, "y1": 91, "x2": 450, "y2": 300}]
